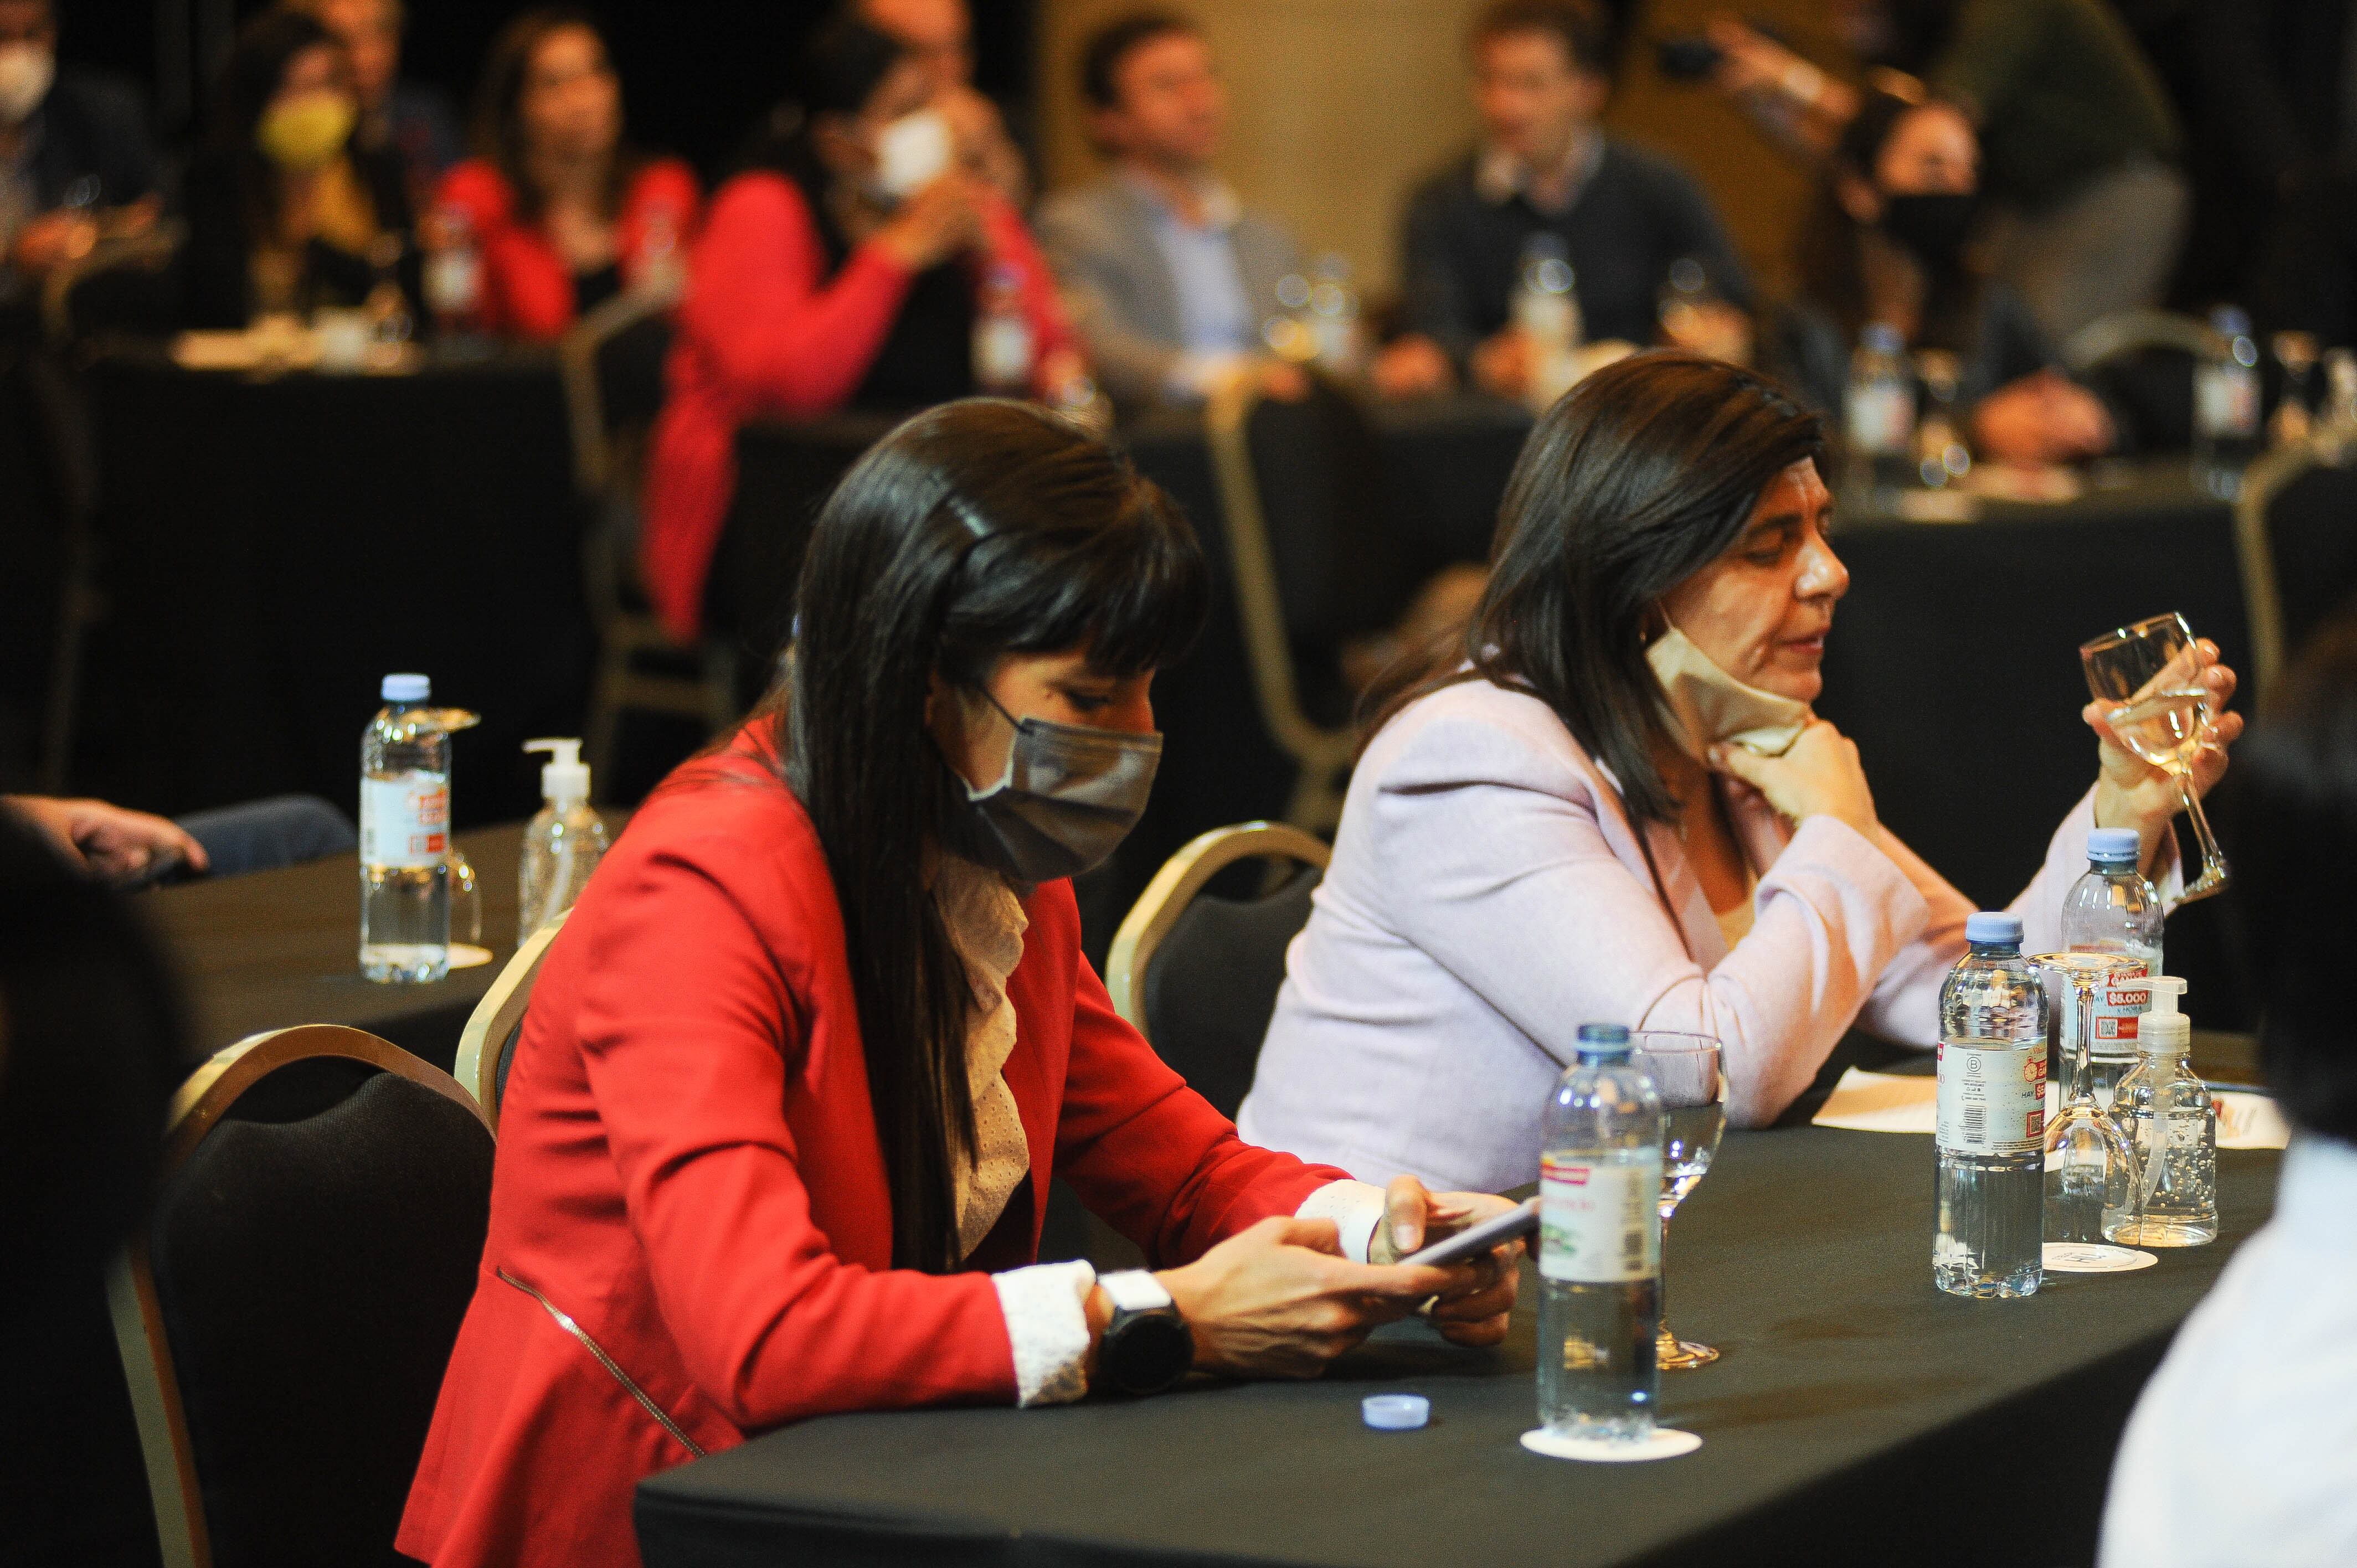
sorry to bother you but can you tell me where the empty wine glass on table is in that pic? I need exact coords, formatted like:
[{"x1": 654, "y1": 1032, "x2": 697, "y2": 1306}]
[
  {"x1": 1632, "y1": 1031, "x2": 1725, "y2": 1370},
  {"x1": 2079, "y1": 612, "x2": 2230, "y2": 905},
  {"x1": 2030, "y1": 952, "x2": 2141, "y2": 1254}
]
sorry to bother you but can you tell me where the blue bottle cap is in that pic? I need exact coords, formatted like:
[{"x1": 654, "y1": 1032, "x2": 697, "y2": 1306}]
[
  {"x1": 380, "y1": 673, "x2": 430, "y2": 703},
  {"x1": 2210, "y1": 305, "x2": 2252, "y2": 337},
  {"x1": 1362, "y1": 1394, "x2": 1429, "y2": 1431},
  {"x1": 1964, "y1": 911, "x2": 2023, "y2": 946},
  {"x1": 1861, "y1": 322, "x2": 1905, "y2": 354},
  {"x1": 2087, "y1": 828, "x2": 2140, "y2": 865},
  {"x1": 1576, "y1": 1023, "x2": 1630, "y2": 1045}
]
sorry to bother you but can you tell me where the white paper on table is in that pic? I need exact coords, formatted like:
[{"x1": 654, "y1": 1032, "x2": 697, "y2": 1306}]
[{"x1": 1810, "y1": 1066, "x2": 2291, "y2": 1150}]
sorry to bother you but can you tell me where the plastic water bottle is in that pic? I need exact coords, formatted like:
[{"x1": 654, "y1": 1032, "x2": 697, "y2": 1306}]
[
  {"x1": 637, "y1": 202, "x2": 686, "y2": 299},
  {"x1": 1934, "y1": 912, "x2": 2047, "y2": 1298},
  {"x1": 359, "y1": 674, "x2": 451, "y2": 983},
  {"x1": 1845, "y1": 323, "x2": 1916, "y2": 499},
  {"x1": 518, "y1": 738, "x2": 608, "y2": 942},
  {"x1": 972, "y1": 261, "x2": 1035, "y2": 396},
  {"x1": 1306, "y1": 252, "x2": 1362, "y2": 375},
  {"x1": 1512, "y1": 232, "x2": 1580, "y2": 412},
  {"x1": 2105, "y1": 977, "x2": 2217, "y2": 1246},
  {"x1": 1538, "y1": 1023, "x2": 1663, "y2": 1443},
  {"x1": 425, "y1": 207, "x2": 481, "y2": 344},
  {"x1": 2193, "y1": 306, "x2": 2261, "y2": 498},
  {"x1": 2059, "y1": 826, "x2": 2163, "y2": 1107}
]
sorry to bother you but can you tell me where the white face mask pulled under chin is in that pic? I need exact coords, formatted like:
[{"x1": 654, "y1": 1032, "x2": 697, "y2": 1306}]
[
  {"x1": 0, "y1": 45, "x2": 55, "y2": 125},
  {"x1": 1645, "y1": 622, "x2": 1813, "y2": 761}
]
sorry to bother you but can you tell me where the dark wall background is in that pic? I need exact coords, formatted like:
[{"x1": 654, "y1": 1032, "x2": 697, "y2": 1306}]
[{"x1": 50, "y1": 0, "x2": 1036, "y2": 180}]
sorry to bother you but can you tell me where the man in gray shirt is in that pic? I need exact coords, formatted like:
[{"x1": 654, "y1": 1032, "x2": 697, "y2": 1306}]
[{"x1": 1037, "y1": 11, "x2": 1306, "y2": 409}]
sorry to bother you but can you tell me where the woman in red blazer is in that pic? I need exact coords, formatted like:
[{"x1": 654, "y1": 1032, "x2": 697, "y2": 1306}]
[
  {"x1": 643, "y1": 16, "x2": 1085, "y2": 643},
  {"x1": 399, "y1": 400, "x2": 1520, "y2": 1568},
  {"x1": 433, "y1": 9, "x2": 699, "y2": 341}
]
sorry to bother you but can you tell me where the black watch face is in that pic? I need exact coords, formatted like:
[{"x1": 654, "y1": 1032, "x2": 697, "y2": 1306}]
[{"x1": 1109, "y1": 1311, "x2": 1193, "y2": 1395}]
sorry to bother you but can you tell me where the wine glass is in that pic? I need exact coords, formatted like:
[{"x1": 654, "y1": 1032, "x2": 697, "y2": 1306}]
[
  {"x1": 2078, "y1": 612, "x2": 2229, "y2": 905},
  {"x1": 1632, "y1": 1031, "x2": 1725, "y2": 1370},
  {"x1": 2031, "y1": 952, "x2": 2140, "y2": 1251}
]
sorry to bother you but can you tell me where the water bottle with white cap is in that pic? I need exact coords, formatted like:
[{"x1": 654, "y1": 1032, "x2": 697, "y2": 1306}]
[
  {"x1": 518, "y1": 738, "x2": 608, "y2": 943},
  {"x1": 1934, "y1": 912, "x2": 2047, "y2": 1297},
  {"x1": 2059, "y1": 826, "x2": 2162, "y2": 1106},
  {"x1": 359, "y1": 673, "x2": 452, "y2": 983},
  {"x1": 2104, "y1": 977, "x2": 2217, "y2": 1247}
]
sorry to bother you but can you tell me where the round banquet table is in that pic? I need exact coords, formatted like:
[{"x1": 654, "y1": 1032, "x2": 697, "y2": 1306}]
[
  {"x1": 634, "y1": 1109, "x2": 2280, "y2": 1568},
  {"x1": 77, "y1": 347, "x2": 593, "y2": 829}
]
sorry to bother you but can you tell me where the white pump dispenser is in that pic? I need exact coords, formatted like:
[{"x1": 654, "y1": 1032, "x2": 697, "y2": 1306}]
[
  {"x1": 2105, "y1": 973, "x2": 2218, "y2": 1246},
  {"x1": 518, "y1": 737, "x2": 608, "y2": 943},
  {"x1": 2136, "y1": 976, "x2": 2190, "y2": 1056}
]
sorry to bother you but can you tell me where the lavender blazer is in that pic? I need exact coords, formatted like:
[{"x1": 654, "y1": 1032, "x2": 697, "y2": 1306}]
[{"x1": 1236, "y1": 678, "x2": 2170, "y2": 1193}]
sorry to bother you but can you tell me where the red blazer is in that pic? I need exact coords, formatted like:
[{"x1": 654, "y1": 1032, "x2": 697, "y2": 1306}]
[
  {"x1": 433, "y1": 157, "x2": 702, "y2": 342},
  {"x1": 397, "y1": 728, "x2": 1340, "y2": 1568},
  {"x1": 640, "y1": 171, "x2": 1075, "y2": 641}
]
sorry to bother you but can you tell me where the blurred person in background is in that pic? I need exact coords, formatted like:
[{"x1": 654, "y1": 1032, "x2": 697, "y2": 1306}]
[
  {"x1": 860, "y1": 0, "x2": 1027, "y2": 204},
  {"x1": 1037, "y1": 10, "x2": 1308, "y2": 410},
  {"x1": 179, "y1": 8, "x2": 422, "y2": 328},
  {"x1": 0, "y1": 0, "x2": 158, "y2": 298},
  {"x1": 1373, "y1": 0, "x2": 1754, "y2": 403},
  {"x1": 6, "y1": 790, "x2": 354, "y2": 883},
  {"x1": 1769, "y1": 89, "x2": 2113, "y2": 466},
  {"x1": 2098, "y1": 614, "x2": 2357, "y2": 1567},
  {"x1": 2195, "y1": 0, "x2": 2357, "y2": 347},
  {"x1": 287, "y1": 0, "x2": 460, "y2": 208},
  {"x1": 435, "y1": 8, "x2": 699, "y2": 342},
  {"x1": 642, "y1": 15, "x2": 1083, "y2": 646},
  {"x1": 1707, "y1": 0, "x2": 2183, "y2": 343}
]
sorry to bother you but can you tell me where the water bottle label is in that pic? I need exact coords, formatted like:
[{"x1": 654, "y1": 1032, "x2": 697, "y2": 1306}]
[
  {"x1": 1936, "y1": 1040, "x2": 2046, "y2": 1156},
  {"x1": 1538, "y1": 1154, "x2": 1661, "y2": 1283},
  {"x1": 2196, "y1": 364, "x2": 2258, "y2": 438},
  {"x1": 974, "y1": 316, "x2": 1033, "y2": 389},
  {"x1": 361, "y1": 774, "x2": 448, "y2": 869},
  {"x1": 1846, "y1": 383, "x2": 1913, "y2": 455},
  {"x1": 2056, "y1": 963, "x2": 2151, "y2": 1062}
]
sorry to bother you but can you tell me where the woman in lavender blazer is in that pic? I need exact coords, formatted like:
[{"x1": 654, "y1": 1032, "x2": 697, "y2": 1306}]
[{"x1": 1237, "y1": 354, "x2": 2239, "y2": 1194}]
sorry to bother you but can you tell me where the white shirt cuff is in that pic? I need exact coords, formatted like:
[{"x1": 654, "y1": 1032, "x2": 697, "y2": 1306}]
[
  {"x1": 992, "y1": 1258, "x2": 1097, "y2": 1407},
  {"x1": 1296, "y1": 1178, "x2": 1388, "y2": 1262}
]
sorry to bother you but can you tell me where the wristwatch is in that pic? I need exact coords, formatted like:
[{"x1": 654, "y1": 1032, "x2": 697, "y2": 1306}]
[{"x1": 1095, "y1": 1270, "x2": 1193, "y2": 1396}]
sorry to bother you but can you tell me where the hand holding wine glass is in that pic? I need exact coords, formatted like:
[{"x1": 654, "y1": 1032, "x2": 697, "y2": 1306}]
[{"x1": 2078, "y1": 615, "x2": 2241, "y2": 903}]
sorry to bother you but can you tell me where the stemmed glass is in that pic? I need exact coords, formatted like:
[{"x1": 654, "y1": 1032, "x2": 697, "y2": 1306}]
[
  {"x1": 1633, "y1": 1032, "x2": 1725, "y2": 1370},
  {"x1": 2079, "y1": 613, "x2": 2229, "y2": 905},
  {"x1": 2031, "y1": 952, "x2": 2140, "y2": 1251}
]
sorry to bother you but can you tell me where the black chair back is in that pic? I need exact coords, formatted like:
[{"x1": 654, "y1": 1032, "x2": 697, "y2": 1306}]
[
  {"x1": 127, "y1": 1034, "x2": 492, "y2": 1567},
  {"x1": 1138, "y1": 863, "x2": 1322, "y2": 1121}
]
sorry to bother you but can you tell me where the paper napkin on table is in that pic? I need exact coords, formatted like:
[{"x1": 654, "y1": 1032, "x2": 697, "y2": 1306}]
[{"x1": 1810, "y1": 1067, "x2": 2291, "y2": 1150}]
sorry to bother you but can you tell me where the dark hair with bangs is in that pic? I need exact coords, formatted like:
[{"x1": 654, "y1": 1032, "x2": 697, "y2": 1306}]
[
  {"x1": 768, "y1": 397, "x2": 1205, "y2": 1271},
  {"x1": 1368, "y1": 352, "x2": 1824, "y2": 826},
  {"x1": 2227, "y1": 612, "x2": 2357, "y2": 1143}
]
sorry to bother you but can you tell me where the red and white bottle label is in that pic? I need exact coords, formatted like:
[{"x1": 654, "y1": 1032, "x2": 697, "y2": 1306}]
[
  {"x1": 1936, "y1": 1040, "x2": 2046, "y2": 1157},
  {"x1": 361, "y1": 773, "x2": 449, "y2": 870},
  {"x1": 1539, "y1": 1153, "x2": 1660, "y2": 1283}
]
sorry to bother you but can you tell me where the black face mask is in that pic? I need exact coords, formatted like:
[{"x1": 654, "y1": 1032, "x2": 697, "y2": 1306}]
[{"x1": 1879, "y1": 192, "x2": 1977, "y2": 272}]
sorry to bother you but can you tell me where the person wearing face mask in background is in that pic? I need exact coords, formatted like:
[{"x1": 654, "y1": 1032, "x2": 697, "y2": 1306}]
[
  {"x1": 0, "y1": 0, "x2": 158, "y2": 309},
  {"x1": 286, "y1": 0, "x2": 461, "y2": 210},
  {"x1": 643, "y1": 15, "x2": 1087, "y2": 649},
  {"x1": 858, "y1": 0, "x2": 1030, "y2": 207},
  {"x1": 178, "y1": 8, "x2": 422, "y2": 329},
  {"x1": 1767, "y1": 90, "x2": 2114, "y2": 468},
  {"x1": 1236, "y1": 354, "x2": 2241, "y2": 1192},
  {"x1": 399, "y1": 400, "x2": 1521, "y2": 1568}
]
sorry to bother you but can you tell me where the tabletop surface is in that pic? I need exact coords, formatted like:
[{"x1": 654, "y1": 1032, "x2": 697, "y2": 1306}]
[
  {"x1": 638, "y1": 1121, "x2": 2277, "y2": 1568},
  {"x1": 145, "y1": 821, "x2": 537, "y2": 1071}
]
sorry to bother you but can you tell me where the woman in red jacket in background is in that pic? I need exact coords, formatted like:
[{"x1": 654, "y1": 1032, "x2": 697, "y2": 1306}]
[
  {"x1": 398, "y1": 400, "x2": 1520, "y2": 1568},
  {"x1": 643, "y1": 14, "x2": 1087, "y2": 644},
  {"x1": 434, "y1": 8, "x2": 698, "y2": 341}
]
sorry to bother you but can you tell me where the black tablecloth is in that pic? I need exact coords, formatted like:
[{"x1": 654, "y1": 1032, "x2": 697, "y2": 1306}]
[
  {"x1": 637, "y1": 1124, "x2": 2278, "y2": 1568},
  {"x1": 78, "y1": 350, "x2": 592, "y2": 828},
  {"x1": 143, "y1": 819, "x2": 571, "y2": 1072}
]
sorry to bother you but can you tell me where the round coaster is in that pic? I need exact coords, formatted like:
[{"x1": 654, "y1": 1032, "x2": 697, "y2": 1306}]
[
  {"x1": 448, "y1": 943, "x2": 496, "y2": 971},
  {"x1": 1520, "y1": 1426, "x2": 1702, "y2": 1463},
  {"x1": 2042, "y1": 1242, "x2": 2157, "y2": 1274}
]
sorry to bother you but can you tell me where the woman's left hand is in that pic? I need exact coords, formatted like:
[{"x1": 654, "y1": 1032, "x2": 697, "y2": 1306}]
[
  {"x1": 2087, "y1": 638, "x2": 2242, "y2": 870},
  {"x1": 1367, "y1": 1176, "x2": 1522, "y2": 1348}
]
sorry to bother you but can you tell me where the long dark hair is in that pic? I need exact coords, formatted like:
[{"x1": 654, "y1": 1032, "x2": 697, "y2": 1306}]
[
  {"x1": 771, "y1": 398, "x2": 1206, "y2": 1272},
  {"x1": 734, "y1": 13, "x2": 905, "y2": 190},
  {"x1": 1794, "y1": 87, "x2": 1984, "y2": 349},
  {"x1": 2231, "y1": 613, "x2": 2357, "y2": 1143},
  {"x1": 1371, "y1": 352, "x2": 1824, "y2": 826},
  {"x1": 208, "y1": 9, "x2": 347, "y2": 241},
  {"x1": 471, "y1": 8, "x2": 642, "y2": 225}
]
